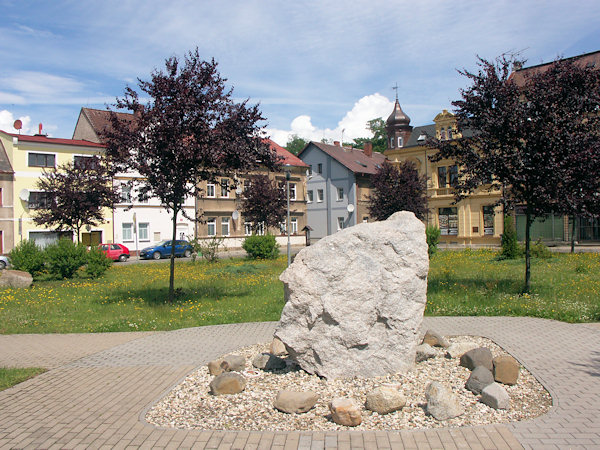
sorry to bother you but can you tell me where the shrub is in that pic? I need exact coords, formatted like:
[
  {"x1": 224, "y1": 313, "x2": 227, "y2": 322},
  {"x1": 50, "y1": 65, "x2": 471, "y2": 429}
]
[
  {"x1": 499, "y1": 215, "x2": 521, "y2": 259},
  {"x1": 425, "y1": 225, "x2": 441, "y2": 257},
  {"x1": 44, "y1": 239, "x2": 87, "y2": 279},
  {"x1": 189, "y1": 236, "x2": 225, "y2": 263},
  {"x1": 8, "y1": 240, "x2": 45, "y2": 276},
  {"x1": 530, "y1": 238, "x2": 552, "y2": 259},
  {"x1": 85, "y1": 246, "x2": 112, "y2": 278},
  {"x1": 242, "y1": 234, "x2": 279, "y2": 259}
]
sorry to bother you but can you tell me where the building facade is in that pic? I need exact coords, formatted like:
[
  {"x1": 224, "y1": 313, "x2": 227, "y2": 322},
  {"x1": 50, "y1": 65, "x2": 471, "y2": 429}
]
[{"x1": 299, "y1": 141, "x2": 386, "y2": 240}]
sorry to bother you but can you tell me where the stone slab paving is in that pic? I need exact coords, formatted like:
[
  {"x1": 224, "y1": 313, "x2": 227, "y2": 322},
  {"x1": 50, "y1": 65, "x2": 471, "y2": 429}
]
[{"x1": 0, "y1": 317, "x2": 598, "y2": 449}]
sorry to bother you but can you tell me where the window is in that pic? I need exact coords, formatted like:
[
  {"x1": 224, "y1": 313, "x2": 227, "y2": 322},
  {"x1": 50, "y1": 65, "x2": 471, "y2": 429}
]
[
  {"x1": 317, "y1": 189, "x2": 324, "y2": 202},
  {"x1": 308, "y1": 165, "x2": 313, "y2": 176},
  {"x1": 28, "y1": 191, "x2": 50, "y2": 209},
  {"x1": 153, "y1": 232, "x2": 161, "y2": 241},
  {"x1": 244, "y1": 222, "x2": 252, "y2": 236},
  {"x1": 363, "y1": 216, "x2": 369, "y2": 223},
  {"x1": 256, "y1": 222, "x2": 265, "y2": 236},
  {"x1": 437, "y1": 166, "x2": 447, "y2": 188},
  {"x1": 317, "y1": 163, "x2": 322, "y2": 174},
  {"x1": 440, "y1": 128, "x2": 447, "y2": 140},
  {"x1": 439, "y1": 207, "x2": 458, "y2": 236},
  {"x1": 291, "y1": 217, "x2": 298, "y2": 234},
  {"x1": 279, "y1": 221, "x2": 286, "y2": 234},
  {"x1": 221, "y1": 217, "x2": 230, "y2": 236},
  {"x1": 449, "y1": 165, "x2": 459, "y2": 187},
  {"x1": 0, "y1": 188, "x2": 3, "y2": 206},
  {"x1": 397, "y1": 136, "x2": 403, "y2": 148},
  {"x1": 138, "y1": 223, "x2": 149, "y2": 241},
  {"x1": 307, "y1": 190, "x2": 313, "y2": 203},
  {"x1": 120, "y1": 185, "x2": 132, "y2": 203},
  {"x1": 122, "y1": 223, "x2": 133, "y2": 241},
  {"x1": 207, "y1": 218, "x2": 216, "y2": 236},
  {"x1": 448, "y1": 128, "x2": 453, "y2": 139},
  {"x1": 483, "y1": 206, "x2": 495, "y2": 235},
  {"x1": 289, "y1": 183, "x2": 296, "y2": 200},
  {"x1": 220, "y1": 179, "x2": 229, "y2": 197},
  {"x1": 336, "y1": 187, "x2": 344, "y2": 201},
  {"x1": 28, "y1": 152, "x2": 55, "y2": 168},
  {"x1": 206, "y1": 183, "x2": 215, "y2": 198},
  {"x1": 73, "y1": 155, "x2": 95, "y2": 169},
  {"x1": 337, "y1": 217, "x2": 345, "y2": 231}
]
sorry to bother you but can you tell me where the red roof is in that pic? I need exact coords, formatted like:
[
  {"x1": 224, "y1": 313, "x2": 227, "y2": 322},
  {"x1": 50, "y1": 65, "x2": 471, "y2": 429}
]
[
  {"x1": 266, "y1": 139, "x2": 308, "y2": 167},
  {"x1": 303, "y1": 141, "x2": 386, "y2": 175},
  {"x1": 509, "y1": 50, "x2": 600, "y2": 86},
  {"x1": 1, "y1": 131, "x2": 104, "y2": 148}
]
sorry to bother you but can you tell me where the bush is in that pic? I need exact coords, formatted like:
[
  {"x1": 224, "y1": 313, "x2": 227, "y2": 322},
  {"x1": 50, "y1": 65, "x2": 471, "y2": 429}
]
[
  {"x1": 85, "y1": 246, "x2": 112, "y2": 278},
  {"x1": 499, "y1": 215, "x2": 521, "y2": 259},
  {"x1": 8, "y1": 240, "x2": 45, "y2": 276},
  {"x1": 530, "y1": 238, "x2": 552, "y2": 259},
  {"x1": 242, "y1": 234, "x2": 280, "y2": 259},
  {"x1": 425, "y1": 225, "x2": 441, "y2": 257},
  {"x1": 188, "y1": 236, "x2": 225, "y2": 263},
  {"x1": 44, "y1": 239, "x2": 87, "y2": 279}
]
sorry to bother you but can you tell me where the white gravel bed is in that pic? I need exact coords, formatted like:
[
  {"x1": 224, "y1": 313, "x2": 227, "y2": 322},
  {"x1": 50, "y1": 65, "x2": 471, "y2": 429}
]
[{"x1": 146, "y1": 336, "x2": 551, "y2": 431}]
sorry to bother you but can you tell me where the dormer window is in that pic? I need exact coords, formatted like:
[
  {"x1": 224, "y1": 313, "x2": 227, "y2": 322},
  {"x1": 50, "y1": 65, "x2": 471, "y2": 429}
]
[
  {"x1": 397, "y1": 136, "x2": 403, "y2": 147},
  {"x1": 390, "y1": 137, "x2": 394, "y2": 148},
  {"x1": 448, "y1": 128, "x2": 453, "y2": 139},
  {"x1": 440, "y1": 128, "x2": 447, "y2": 140}
]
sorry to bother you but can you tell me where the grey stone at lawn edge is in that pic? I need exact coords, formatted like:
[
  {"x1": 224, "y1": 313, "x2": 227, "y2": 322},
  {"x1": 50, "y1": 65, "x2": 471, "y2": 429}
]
[
  {"x1": 220, "y1": 354, "x2": 246, "y2": 372},
  {"x1": 275, "y1": 211, "x2": 429, "y2": 379},
  {"x1": 465, "y1": 366, "x2": 495, "y2": 394},
  {"x1": 422, "y1": 330, "x2": 450, "y2": 348},
  {"x1": 365, "y1": 387, "x2": 407, "y2": 414},
  {"x1": 425, "y1": 381, "x2": 464, "y2": 420},
  {"x1": 415, "y1": 343, "x2": 437, "y2": 362},
  {"x1": 493, "y1": 355, "x2": 520, "y2": 385},
  {"x1": 273, "y1": 390, "x2": 319, "y2": 414},
  {"x1": 252, "y1": 352, "x2": 287, "y2": 371},
  {"x1": 270, "y1": 337, "x2": 287, "y2": 356},
  {"x1": 209, "y1": 372, "x2": 246, "y2": 395},
  {"x1": 0, "y1": 270, "x2": 33, "y2": 288},
  {"x1": 460, "y1": 347, "x2": 493, "y2": 371},
  {"x1": 207, "y1": 359, "x2": 224, "y2": 376},
  {"x1": 329, "y1": 398, "x2": 362, "y2": 426},
  {"x1": 480, "y1": 382, "x2": 511, "y2": 410},
  {"x1": 445, "y1": 342, "x2": 478, "y2": 359}
]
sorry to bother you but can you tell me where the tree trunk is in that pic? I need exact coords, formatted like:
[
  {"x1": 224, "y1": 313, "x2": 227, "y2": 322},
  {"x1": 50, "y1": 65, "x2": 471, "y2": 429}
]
[
  {"x1": 570, "y1": 215, "x2": 577, "y2": 253},
  {"x1": 524, "y1": 211, "x2": 531, "y2": 293},
  {"x1": 168, "y1": 208, "x2": 178, "y2": 303},
  {"x1": 75, "y1": 225, "x2": 81, "y2": 244}
]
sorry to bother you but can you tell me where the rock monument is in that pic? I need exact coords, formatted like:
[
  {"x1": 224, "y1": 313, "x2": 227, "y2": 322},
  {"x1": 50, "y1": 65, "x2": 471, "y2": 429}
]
[{"x1": 275, "y1": 211, "x2": 428, "y2": 379}]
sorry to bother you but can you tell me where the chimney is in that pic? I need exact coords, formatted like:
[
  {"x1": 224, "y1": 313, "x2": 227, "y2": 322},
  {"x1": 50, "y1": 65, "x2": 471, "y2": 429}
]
[
  {"x1": 333, "y1": 140, "x2": 341, "y2": 146},
  {"x1": 364, "y1": 142, "x2": 373, "y2": 158}
]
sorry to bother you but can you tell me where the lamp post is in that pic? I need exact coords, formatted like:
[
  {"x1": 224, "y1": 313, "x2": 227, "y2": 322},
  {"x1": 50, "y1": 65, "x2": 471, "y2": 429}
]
[{"x1": 285, "y1": 167, "x2": 291, "y2": 266}]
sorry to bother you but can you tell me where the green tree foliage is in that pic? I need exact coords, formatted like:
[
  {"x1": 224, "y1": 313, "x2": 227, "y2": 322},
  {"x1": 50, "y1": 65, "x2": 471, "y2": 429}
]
[
  {"x1": 84, "y1": 246, "x2": 112, "y2": 279},
  {"x1": 426, "y1": 225, "x2": 441, "y2": 257},
  {"x1": 353, "y1": 117, "x2": 387, "y2": 153},
  {"x1": 499, "y1": 215, "x2": 520, "y2": 260},
  {"x1": 103, "y1": 48, "x2": 280, "y2": 302},
  {"x1": 285, "y1": 135, "x2": 309, "y2": 155},
  {"x1": 242, "y1": 234, "x2": 280, "y2": 259},
  {"x1": 368, "y1": 160, "x2": 427, "y2": 221},
  {"x1": 44, "y1": 240, "x2": 87, "y2": 279},
  {"x1": 8, "y1": 240, "x2": 45, "y2": 276}
]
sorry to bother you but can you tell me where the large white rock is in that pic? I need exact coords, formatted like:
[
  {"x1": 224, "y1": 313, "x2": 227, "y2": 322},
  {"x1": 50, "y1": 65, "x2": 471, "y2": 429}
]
[{"x1": 275, "y1": 211, "x2": 428, "y2": 379}]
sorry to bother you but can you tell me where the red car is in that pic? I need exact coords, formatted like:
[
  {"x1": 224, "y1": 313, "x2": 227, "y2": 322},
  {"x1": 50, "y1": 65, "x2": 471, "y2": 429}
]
[{"x1": 99, "y1": 243, "x2": 130, "y2": 262}]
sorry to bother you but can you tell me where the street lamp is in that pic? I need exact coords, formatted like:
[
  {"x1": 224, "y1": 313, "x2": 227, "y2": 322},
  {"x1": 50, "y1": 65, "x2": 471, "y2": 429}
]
[{"x1": 285, "y1": 166, "x2": 291, "y2": 266}]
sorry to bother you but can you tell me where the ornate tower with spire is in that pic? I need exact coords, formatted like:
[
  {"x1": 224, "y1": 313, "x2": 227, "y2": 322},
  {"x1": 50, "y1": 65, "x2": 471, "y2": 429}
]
[{"x1": 386, "y1": 93, "x2": 413, "y2": 150}]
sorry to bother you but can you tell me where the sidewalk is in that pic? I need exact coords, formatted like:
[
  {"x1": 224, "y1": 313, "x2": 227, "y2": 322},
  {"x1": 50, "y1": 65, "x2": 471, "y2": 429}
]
[{"x1": 0, "y1": 317, "x2": 598, "y2": 449}]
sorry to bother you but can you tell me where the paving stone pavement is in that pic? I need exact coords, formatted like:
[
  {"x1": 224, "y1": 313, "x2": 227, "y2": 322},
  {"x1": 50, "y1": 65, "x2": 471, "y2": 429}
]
[{"x1": 0, "y1": 317, "x2": 598, "y2": 449}]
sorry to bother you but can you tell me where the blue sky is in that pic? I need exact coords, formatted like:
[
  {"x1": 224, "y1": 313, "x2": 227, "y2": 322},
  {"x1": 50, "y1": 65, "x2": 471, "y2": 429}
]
[{"x1": 1, "y1": 0, "x2": 599, "y2": 145}]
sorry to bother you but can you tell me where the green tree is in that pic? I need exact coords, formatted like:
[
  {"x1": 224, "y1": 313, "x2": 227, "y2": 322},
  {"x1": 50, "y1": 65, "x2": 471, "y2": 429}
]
[
  {"x1": 354, "y1": 117, "x2": 387, "y2": 153},
  {"x1": 285, "y1": 135, "x2": 309, "y2": 155}
]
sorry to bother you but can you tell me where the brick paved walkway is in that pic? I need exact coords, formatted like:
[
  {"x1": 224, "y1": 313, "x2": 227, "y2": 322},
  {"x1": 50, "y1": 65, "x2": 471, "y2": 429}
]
[{"x1": 0, "y1": 317, "x2": 598, "y2": 449}]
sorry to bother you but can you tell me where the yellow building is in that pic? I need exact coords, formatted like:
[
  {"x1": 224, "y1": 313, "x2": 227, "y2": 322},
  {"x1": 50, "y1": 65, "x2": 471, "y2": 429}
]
[
  {"x1": 0, "y1": 129, "x2": 113, "y2": 250},
  {"x1": 384, "y1": 101, "x2": 503, "y2": 246}
]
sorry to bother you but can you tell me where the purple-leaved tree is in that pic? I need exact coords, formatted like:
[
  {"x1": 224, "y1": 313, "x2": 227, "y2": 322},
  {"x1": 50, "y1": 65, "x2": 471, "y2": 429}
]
[
  {"x1": 368, "y1": 160, "x2": 427, "y2": 221},
  {"x1": 103, "y1": 48, "x2": 280, "y2": 302},
  {"x1": 240, "y1": 174, "x2": 286, "y2": 233}
]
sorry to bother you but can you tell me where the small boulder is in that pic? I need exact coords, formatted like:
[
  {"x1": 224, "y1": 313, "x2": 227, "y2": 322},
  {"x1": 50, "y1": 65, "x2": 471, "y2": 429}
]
[
  {"x1": 445, "y1": 342, "x2": 478, "y2": 359},
  {"x1": 493, "y1": 355, "x2": 520, "y2": 385},
  {"x1": 422, "y1": 330, "x2": 449, "y2": 348},
  {"x1": 274, "y1": 390, "x2": 319, "y2": 414},
  {"x1": 209, "y1": 372, "x2": 246, "y2": 395},
  {"x1": 425, "y1": 381, "x2": 464, "y2": 421},
  {"x1": 480, "y1": 382, "x2": 510, "y2": 410},
  {"x1": 208, "y1": 359, "x2": 224, "y2": 376},
  {"x1": 329, "y1": 398, "x2": 362, "y2": 426},
  {"x1": 415, "y1": 343, "x2": 437, "y2": 362},
  {"x1": 0, "y1": 270, "x2": 33, "y2": 289},
  {"x1": 220, "y1": 354, "x2": 246, "y2": 372},
  {"x1": 465, "y1": 366, "x2": 494, "y2": 394},
  {"x1": 270, "y1": 337, "x2": 287, "y2": 356},
  {"x1": 460, "y1": 347, "x2": 493, "y2": 371},
  {"x1": 252, "y1": 353, "x2": 287, "y2": 371},
  {"x1": 365, "y1": 387, "x2": 406, "y2": 415}
]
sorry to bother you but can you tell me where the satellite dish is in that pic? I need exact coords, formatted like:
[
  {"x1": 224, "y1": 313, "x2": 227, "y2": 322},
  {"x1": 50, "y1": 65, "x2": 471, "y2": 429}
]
[
  {"x1": 232, "y1": 210, "x2": 240, "y2": 220},
  {"x1": 13, "y1": 120, "x2": 22, "y2": 130},
  {"x1": 347, "y1": 204, "x2": 355, "y2": 213},
  {"x1": 19, "y1": 189, "x2": 30, "y2": 201}
]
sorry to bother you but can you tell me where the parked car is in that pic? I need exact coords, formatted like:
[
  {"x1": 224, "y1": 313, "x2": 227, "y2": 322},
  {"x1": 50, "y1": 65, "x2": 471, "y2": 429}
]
[
  {"x1": 99, "y1": 243, "x2": 130, "y2": 262},
  {"x1": 0, "y1": 255, "x2": 10, "y2": 270},
  {"x1": 139, "y1": 240, "x2": 193, "y2": 260}
]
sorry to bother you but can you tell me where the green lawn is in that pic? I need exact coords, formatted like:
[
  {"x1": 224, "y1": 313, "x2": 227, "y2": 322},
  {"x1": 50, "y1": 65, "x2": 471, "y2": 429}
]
[
  {"x1": 0, "y1": 367, "x2": 46, "y2": 391},
  {"x1": 0, "y1": 251, "x2": 598, "y2": 334}
]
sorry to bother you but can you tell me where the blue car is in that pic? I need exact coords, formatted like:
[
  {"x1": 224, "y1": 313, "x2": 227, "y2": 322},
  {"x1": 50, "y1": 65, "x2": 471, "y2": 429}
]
[{"x1": 139, "y1": 240, "x2": 193, "y2": 260}]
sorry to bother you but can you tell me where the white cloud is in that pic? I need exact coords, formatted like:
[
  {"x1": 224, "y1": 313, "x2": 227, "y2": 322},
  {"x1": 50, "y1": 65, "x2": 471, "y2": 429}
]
[
  {"x1": 0, "y1": 110, "x2": 34, "y2": 134},
  {"x1": 267, "y1": 93, "x2": 394, "y2": 146}
]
